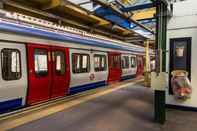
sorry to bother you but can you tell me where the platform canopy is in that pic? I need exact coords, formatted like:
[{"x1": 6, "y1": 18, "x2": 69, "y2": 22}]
[
  {"x1": 1, "y1": 0, "x2": 163, "y2": 47},
  {"x1": 67, "y1": 0, "x2": 156, "y2": 39}
]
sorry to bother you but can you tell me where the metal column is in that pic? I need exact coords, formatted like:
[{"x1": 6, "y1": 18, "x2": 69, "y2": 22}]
[
  {"x1": 154, "y1": 0, "x2": 168, "y2": 124},
  {"x1": 144, "y1": 40, "x2": 151, "y2": 87}
]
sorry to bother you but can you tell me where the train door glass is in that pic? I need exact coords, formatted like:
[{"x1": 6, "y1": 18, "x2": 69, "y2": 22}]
[
  {"x1": 51, "y1": 47, "x2": 69, "y2": 98},
  {"x1": 112, "y1": 55, "x2": 120, "y2": 69},
  {"x1": 55, "y1": 51, "x2": 65, "y2": 75},
  {"x1": 34, "y1": 49, "x2": 48, "y2": 77}
]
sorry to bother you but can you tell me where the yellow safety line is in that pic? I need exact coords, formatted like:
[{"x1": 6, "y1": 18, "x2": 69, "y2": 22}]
[{"x1": 0, "y1": 79, "x2": 142, "y2": 131}]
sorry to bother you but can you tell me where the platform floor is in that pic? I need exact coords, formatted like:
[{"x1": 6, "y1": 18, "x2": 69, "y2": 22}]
[{"x1": 1, "y1": 81, "x2": 197, "y2": 131}]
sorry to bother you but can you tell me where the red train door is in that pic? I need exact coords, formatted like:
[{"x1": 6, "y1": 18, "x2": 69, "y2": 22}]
[
  {"x1": 108, "y1": 52, "x2": 121, "y2": 84},
  {"x1": 136, "y1": 56, "x2": 144, "y2": 78},
  {"x1": 27, "y1": 44, "x2": 70, "y2": 105},
  {"x1": 27, "y1": 44, "x2": 52, "y2": 105},
  {"x1": 51, "y1": 46, "x2": 70, "y2": 98}
]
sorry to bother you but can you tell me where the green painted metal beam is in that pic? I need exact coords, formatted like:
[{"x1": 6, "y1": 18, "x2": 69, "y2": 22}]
[{"x1": 154, "y1": 0, "x2": 167, "y2": 124}]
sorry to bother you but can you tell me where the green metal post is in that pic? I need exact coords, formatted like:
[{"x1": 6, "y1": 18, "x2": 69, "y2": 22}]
[{"x1": 154, "y1": 0, "x2": 168, "y2": 124}]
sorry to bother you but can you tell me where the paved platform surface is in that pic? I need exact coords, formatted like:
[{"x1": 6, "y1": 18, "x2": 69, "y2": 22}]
[{"x1": 5, "y1": 84, "x2": 197, "y2": 131}]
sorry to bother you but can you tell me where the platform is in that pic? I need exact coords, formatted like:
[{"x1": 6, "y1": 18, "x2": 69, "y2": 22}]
[{"x1": 0, "y1": 80, "x2": 197, "y2": 131}]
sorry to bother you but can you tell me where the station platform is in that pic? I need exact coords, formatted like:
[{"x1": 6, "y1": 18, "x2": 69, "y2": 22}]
[{"x1": 0, "y1": 79, "x2": 197, "y2": 131}]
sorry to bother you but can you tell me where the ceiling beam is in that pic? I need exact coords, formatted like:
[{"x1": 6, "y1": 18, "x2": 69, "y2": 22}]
[
  {"x1": 125, "y1": 39, "x2": 144, "y2": 43},
  {"x1": 121, "y1": 3, "x2": 155, "y2": 12},
  {"x1": 2, "y1": 0, "x2": 127, "y2": 40},
  {"x1": 92, "y1": 0, "x2": 155, "y2": 34},
  {"x1": 78, "y1": 1, "x2": 92, "y2": 6},
  {"x1": 42, "y1": 0, "x2": 62, "y2": 10},
  {"x1": 124, "y1": 37, "x2": 143, "y2": 40},
  {"x1": 42, "y1": 0, "x2": 145, "y2": 39}
]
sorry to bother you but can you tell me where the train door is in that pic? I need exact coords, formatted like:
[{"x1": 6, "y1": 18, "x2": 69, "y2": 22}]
[
  {"x1": 27, "y1": 44, "x2": 52, "y2": 105},
  {"x1": 108, "y1": 52, "x2": 121, "y2": 84},
  {"x1": 27, "y1": 44, "x2": 70, "y2": 105},
  {"x1": 0, "y1": 42, "x2": 28, "y2": 112},
  {"x1": 51, "y1": 46, "x2": 70, "y2": 98},
  {"x1": 136, "y1": 55, "x2": 144, "y2": 77}
]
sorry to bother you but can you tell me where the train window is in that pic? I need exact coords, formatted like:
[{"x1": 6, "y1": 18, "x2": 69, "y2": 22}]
[
  {"x1": 72, "y1": 53, "x2": 90, "y2": 73},
  {"x1": 121, "y1": 56, "x2": 129, "y2": 69},
  {"x1": 73, "y1": 54, "x2": 80, "y2": 72},
  {"x1": 34, "y1": 49, "x2": 48, "y2": 77},
  {"x1": 55, "y1": 51, "x2": 65, "y2": 75},
  {"x1": 131, "y1": 57, "x2": 136, "y2": 68},
  {"x1": 94, "y1": 54, "x2": 106, "y2": 72},
  {"x1": 1, "y1": 48, "x2": 21, "y2": 80},
  {"x1": 112, "y1": 55, "x2": 120, "y2": 69},
  {"x1": 82, "y1": 55, "x2": 88, "y2": 69}
]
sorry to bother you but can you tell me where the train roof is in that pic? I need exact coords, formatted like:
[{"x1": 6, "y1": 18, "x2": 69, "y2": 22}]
[{"x1": 0, "y1": 10, "x2": 153, "y2": 55}]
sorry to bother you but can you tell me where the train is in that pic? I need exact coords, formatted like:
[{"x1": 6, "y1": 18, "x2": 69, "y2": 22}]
[{"x1": 0, "y1": 10, "x2": 147, "y2": 113}]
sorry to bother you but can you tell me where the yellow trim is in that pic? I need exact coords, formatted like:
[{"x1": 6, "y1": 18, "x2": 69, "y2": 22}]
[{"x1": 132, "y1": 8, "x2": 156, "y2": 21}]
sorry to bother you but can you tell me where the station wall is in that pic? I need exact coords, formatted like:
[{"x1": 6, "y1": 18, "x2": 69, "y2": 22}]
[{"x1": 166, "y1": 0, "x2": 197, "y2": 108}]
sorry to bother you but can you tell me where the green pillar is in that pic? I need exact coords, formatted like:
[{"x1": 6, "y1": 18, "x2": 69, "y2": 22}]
[{"x1": 154, "y1": 0, "x2": 168, "y2": 124}]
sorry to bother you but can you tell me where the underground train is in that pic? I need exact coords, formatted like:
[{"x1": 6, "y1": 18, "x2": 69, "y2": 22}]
[{"x1": 0, "y1": 10, "x2": 146, "y2": 113}]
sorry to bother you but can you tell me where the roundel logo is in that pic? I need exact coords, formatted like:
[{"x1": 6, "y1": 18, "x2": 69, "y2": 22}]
[{"x1": 89, "y1": 74, "x2": 95, "y2": 80}]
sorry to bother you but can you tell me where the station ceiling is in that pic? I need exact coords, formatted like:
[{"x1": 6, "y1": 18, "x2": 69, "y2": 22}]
[{"x1": 0, "y1": 0, "x2": 157, "y2": 47}]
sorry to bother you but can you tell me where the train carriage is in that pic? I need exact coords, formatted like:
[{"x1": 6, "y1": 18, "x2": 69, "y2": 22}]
[{"x1": 0, "y1": 10, "x2": 148, "y2": 113}]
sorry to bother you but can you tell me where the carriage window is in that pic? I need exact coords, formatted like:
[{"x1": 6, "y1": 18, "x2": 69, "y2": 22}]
[
  {"x1": 34, "y1": 49, "x2": 48, "y2": 77},
  {"x1": 121, "y1": 56, "x2": 129, "y2": 69},
  {"x1": 94, "y1": 54, "x2": 106, "y2": 72},
  {"x1": 55, "y1": 51, "x2": 65, "y2": 75},
  {"x1": 1, "y1": 49, "x2": 21, "y2": 80},
  {"x1": 131, "y1": 57, "x2": 136, "y2": 68},
  {"x1": 72, "y1": 53, "x2": 90, "y2": 73},
  {"x1": 73, "y1": 54, "x2": 80, "y2": 72},
  {"x1": 82, "y1": 55, "x2": 88, "y2": 69},
  {"x1": 112, "y1": 55, "x2": 120, "y2": 69}
]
